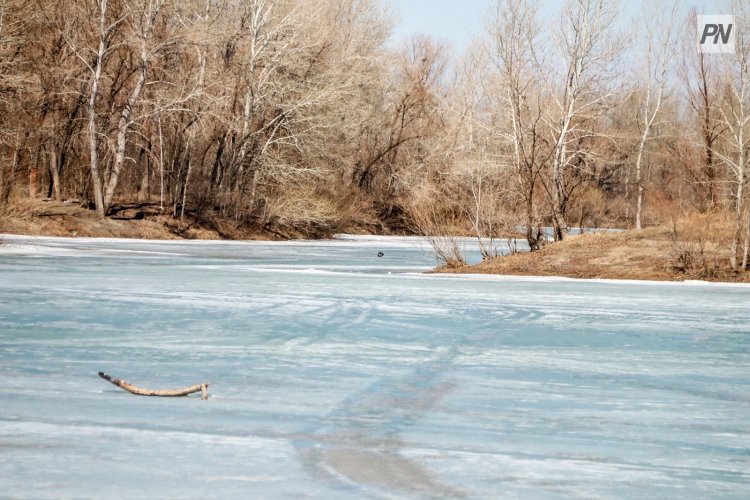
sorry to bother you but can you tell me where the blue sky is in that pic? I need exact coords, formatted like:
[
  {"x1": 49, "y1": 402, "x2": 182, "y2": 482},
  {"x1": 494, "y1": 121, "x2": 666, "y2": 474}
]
[
  {"x1": 389, "y1": 0, "x2": 732, "y2": 53},
  {"x1": 389, "y1": 0, "x2": 486, "y2": 51}
]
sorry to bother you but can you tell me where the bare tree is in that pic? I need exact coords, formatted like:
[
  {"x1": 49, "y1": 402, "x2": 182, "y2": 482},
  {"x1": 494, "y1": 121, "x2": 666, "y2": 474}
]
[
  {"x1": 545, "y1": 0, "x2": 623, "y2": 240},
  {"x1": 714, "y1": 1, "x2": 750, "y2": 271},
  {"x1": 223, "y1": 0, "x2": 301, "y2": 216},
  {"x1": 632, "y1": 0, "x2": 679, "y2": 230},
  {"x1": 450, "y1": 48, "x2": 501, "y2": 258},
  {"x1": 485, "y1": 0, "x2": 547, "y2": 249},
  {"x1": 65, "y1": 0, "x2": 125, "y2": 217},
  {"x1": 681, "y1": 8, "x2": 723, "y2": 210},
  {"x1": 355, "y1": 35, "x2": 447, "y2": 205}
]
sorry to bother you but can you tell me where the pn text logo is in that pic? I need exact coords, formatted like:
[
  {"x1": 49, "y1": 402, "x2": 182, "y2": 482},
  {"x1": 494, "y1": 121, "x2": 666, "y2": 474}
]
[{"x1": 698, "y1": 15, "x2": 736, "y2": 54}]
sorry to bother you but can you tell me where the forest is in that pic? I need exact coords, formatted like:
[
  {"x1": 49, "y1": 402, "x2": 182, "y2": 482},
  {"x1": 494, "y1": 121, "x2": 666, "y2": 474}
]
[{"x1": 1, "y1": 0, "x2": 750, "y2": 272}]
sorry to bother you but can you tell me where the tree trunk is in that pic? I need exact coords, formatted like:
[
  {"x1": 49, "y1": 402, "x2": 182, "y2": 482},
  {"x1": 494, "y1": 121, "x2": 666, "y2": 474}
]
[
  {"x1": 0, "y1": 147, "x2": 18, "y2": 203},
  {"x1": 138, "y1": 152, "x2": 150, "y2": 202},
  {"x1": 634, "y1": 136, "x2": 646, "y2": 230},
  {"x1": 49, "y1": 150, "x2": 62, "y2": 202},
  {"x1": 550, "y1": 117, "x2": 571, "y2": 241},
  {"x1": 731, "y1": 113, "x2": 746, "y2": 272},
  {"x1": 730, "y1": 173, "x2": 743, "y2": 271},
  {"x1": 248, "y1": 168, "x2": 258, "y2": 216},
  {"x1": 180, "y1": 156, "x2": 192, "y2": 221},
  {"x1": 525, "y1": 185, "x2": 540, "y2": 251},
  {"x1": 28, "y1": 166, "x2": 38, "y2": 199},
  {"x1": 634, "y1": 79, "x2": 664, "y2": 230},
  {"x1": 88, "y1": 102, "x2": 105, "y2": 216},
  {"x1": 635, "y1": 184, "x2": 644, "y2": 230},
  {"x1": 86, "y1": 0, "x2": 109, "y2": 218},
  {"x1": 742, "y1": 203, "x2": 750, "y2": 270}
]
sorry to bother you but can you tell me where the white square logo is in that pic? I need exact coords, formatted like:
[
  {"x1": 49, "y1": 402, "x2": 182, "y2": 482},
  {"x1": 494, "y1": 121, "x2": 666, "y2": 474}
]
[{"x1": 698, "y1": 15, "x2": 736, "y2": 53}]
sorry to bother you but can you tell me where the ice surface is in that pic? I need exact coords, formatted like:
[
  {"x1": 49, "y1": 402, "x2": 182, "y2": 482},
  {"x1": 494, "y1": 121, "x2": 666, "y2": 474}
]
[{"x1": 0, "y1": 234, "x2": 748, "y2": 498}]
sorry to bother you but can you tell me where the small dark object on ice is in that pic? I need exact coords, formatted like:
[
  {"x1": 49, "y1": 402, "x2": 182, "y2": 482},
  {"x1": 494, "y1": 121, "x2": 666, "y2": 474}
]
[
  {"x1": 98, "y1": 371, "x2": 209, "y2": 400},
  {"x1": 377, "y1": 251, "x2": 384, "y2": 257}
]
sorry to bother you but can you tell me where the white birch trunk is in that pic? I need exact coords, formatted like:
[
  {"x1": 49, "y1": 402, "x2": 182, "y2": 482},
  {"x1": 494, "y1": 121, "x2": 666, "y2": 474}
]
[{"x1": 87, "y1": 0, "x2": 108, "y2": 218}]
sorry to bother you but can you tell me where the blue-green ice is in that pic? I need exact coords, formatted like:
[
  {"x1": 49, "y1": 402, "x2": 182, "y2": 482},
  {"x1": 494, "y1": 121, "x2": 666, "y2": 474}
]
[{"x1": 0, "y1": 234, "x2": 748, "y2": 498}]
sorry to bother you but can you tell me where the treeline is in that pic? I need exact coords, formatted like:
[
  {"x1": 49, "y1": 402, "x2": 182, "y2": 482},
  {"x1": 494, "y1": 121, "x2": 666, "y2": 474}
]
[{"x1": 1, "y1": 0, "x2": 750, "y2": 268}]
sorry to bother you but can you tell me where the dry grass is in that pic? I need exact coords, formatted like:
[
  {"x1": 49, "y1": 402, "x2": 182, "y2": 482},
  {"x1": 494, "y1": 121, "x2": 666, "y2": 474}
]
[
  {"x1": 265, "y1": 190, "x2": 340, "y2": 229},
  {"x1": 263, "y1": 187, "x2": 383, "y2": 236},
  {"x1": 440, "y1": 215, "x2": 750, "y2": 283}
]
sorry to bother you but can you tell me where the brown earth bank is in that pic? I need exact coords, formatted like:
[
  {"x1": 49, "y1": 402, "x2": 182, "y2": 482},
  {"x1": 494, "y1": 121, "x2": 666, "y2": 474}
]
[
  {"x1": 437, "y1": 220, "x2": 750, "y2": 283},
  {"x1": 0, "y1": 199, "x2": 386, "y2": 241}
]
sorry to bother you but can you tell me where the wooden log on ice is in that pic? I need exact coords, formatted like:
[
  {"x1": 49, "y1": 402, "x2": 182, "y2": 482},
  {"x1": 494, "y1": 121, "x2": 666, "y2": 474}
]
[{"x1": 98, "y1": 372, "x2": 209, "y2": 400}]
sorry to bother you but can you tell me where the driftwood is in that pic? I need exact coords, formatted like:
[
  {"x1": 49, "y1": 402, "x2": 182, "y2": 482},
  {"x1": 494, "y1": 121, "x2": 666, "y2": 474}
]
[{"x1": 98, "y1": 372, "x2": 209, "y2": 400}]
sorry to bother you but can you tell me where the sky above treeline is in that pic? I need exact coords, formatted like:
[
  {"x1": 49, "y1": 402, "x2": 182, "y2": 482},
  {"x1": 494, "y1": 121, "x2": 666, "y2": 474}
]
[{"x1": 389, "y1": 0, "x2": 733, "y2": 53}]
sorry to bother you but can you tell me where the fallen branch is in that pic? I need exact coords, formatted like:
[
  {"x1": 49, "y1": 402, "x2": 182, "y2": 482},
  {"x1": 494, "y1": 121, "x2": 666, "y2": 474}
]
[{"x1": 98, "y1": 372, "x2": 209, "y2": 400}]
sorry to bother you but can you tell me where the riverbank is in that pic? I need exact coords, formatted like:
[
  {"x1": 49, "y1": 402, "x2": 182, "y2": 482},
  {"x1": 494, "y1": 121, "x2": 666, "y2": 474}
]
[
  {"x1": 438, "y1": 221, "x2": 750, "y2": 283},
  {"x1": 0, "y1": 199, "x2": 379, "y2": 241},
  {"x1": 4, "y1": 200, "x2": 747, "y2": 283}
]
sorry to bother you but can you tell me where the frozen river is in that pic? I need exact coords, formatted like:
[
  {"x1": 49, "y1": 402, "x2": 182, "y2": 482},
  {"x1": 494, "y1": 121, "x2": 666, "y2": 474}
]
[{"x1": 0, "y1": 234, "x2": 748, "y2": 498}]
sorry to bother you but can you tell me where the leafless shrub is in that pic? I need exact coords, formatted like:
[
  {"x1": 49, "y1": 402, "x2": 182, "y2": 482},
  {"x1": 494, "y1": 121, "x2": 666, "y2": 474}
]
[
  {"x1": 571, "y1": 185, "x2": 608, "y2": 229},
  {"x1": 667, "y1": 216, "x2": 718, "y2": 278},
  {"x1": 406, "y1": 186, "x2": 466, "y2": 268},
  {"x1": 264, "y1": 189, "x2": 340, "y2": 232},
  {"x1": 424, "y1": 233, "x2": 467, "y2": 269}
]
